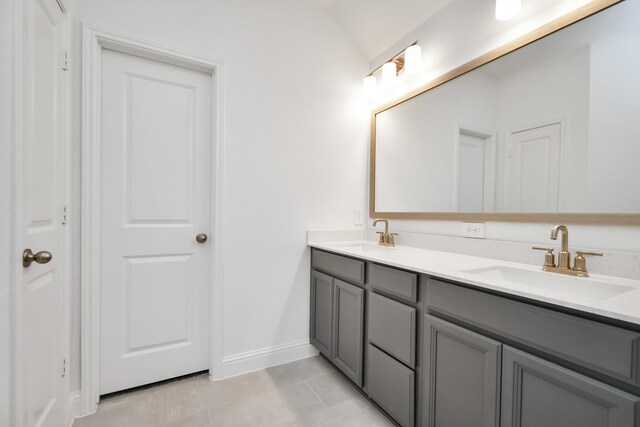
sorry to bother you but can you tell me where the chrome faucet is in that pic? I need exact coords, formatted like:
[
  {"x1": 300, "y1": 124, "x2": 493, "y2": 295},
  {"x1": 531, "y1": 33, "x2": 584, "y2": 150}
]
[
  {"x1": 532, "y1": 225, "x2": 602, "y2": 277},
  {"x1": 373, "y1": 218, "x2": 397, "y2": 247}
]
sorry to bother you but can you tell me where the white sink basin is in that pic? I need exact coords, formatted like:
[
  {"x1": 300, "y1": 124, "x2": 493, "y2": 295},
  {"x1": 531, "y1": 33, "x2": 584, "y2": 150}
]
[
  {"x1": 329, "y1": 242, "x2": 397, "y2": 253},
  {"x1": 461, "y1": 266, "x2": 635, "y2": 301}
]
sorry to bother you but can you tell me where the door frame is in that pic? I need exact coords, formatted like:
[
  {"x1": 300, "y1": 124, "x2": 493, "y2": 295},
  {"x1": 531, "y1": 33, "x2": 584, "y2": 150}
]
[
  {"x1": 453, "y1": 124, "x2": 497, "y2": 212},
  {"x1": 80, "y1": 25, "x2": 225, "y2": 414}
]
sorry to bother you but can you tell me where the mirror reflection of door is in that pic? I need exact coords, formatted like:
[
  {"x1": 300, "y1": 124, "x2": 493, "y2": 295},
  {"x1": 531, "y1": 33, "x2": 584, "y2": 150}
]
[
  {"x1": 456, "y1": 127, "x2": 496, "y2": 212},
  {"x1": 506, "y1": 122, "x2": 562, "y2": 212}
]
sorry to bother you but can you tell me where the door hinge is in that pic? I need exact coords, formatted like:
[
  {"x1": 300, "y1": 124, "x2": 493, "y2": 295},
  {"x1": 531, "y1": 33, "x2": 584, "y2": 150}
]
[
  {"x1": 62, "y1": 356, "x2": 68, "y2": 377},
  {"x1": 62, "y1": 51, "x2": 70, "y2": 71},
  {"x1": 62, "y1": 204, "x2": 69, "y2": 225}
]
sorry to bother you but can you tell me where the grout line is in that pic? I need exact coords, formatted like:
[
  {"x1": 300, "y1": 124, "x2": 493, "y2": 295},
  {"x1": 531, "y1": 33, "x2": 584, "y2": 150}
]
[{"x1": 304, "y1": 380, "x2": 328, "y2": 409}]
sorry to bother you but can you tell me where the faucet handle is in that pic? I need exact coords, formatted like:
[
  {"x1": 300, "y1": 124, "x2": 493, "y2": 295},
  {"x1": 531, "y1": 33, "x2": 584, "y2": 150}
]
[
  {"x1": 532, "y1": 246, "x2": 556, "y2": 268},
  {"x1": 575, "y1": 250, "x2": 603, "y2": 257},
  {"x1": 573, "y1": 251, "x2": 603, "y2": 274}
]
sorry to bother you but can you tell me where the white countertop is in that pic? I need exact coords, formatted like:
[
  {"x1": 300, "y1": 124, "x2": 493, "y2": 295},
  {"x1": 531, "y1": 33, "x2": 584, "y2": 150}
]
[{"x1": 309, "y1": 240, "x2": 640, "y2": 327}]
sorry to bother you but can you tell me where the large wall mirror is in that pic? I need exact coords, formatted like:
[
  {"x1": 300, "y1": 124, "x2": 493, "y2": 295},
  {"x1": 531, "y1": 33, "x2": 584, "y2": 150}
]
[{"x1": 371, "y1": 0, "x2": 640, "y2": 224}]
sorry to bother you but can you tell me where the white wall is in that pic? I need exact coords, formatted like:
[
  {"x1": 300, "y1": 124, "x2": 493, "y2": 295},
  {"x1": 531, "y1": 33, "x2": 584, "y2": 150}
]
[
  {"x1": 368, "y1": 0, "x2": 640, "y2": 253},
  {"x1": 69, "y1": 0, "x2": 369, "y2": 392},
  {"x1": 376, "y1": 72, "x2": 497, "y2": 212},
  {"x1": 495, "y1": 46, "x2": 590, "y2": 211},
  {"x1": 0, "y1": 0, "x2": 15, "y2": 424},
  {"x1": 588, "y1": 40, "x2": 640, "y2": 211}
]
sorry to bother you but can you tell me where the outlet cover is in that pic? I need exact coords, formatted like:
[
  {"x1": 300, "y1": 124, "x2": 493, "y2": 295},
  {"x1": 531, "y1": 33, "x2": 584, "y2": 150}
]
[{"x1": 461, "y1": 222, "x2": 485, "y2": 239}]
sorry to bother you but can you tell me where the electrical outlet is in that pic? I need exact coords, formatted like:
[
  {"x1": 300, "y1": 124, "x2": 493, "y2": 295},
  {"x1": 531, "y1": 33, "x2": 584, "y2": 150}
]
[
  {"x1": 461, "y1": 222, "x2": 485, "y2": 239},
  {"x1": 353, "y1": 209, "x2": 363, "y2": 226}
]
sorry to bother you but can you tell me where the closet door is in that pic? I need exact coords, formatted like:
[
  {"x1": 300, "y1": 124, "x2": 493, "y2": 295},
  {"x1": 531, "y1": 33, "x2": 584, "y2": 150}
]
[
  {"x1": 100, "y1": 48, "x2": 212, "y2": 394},
  {"x1": 18, "y1": 0, "x2": 66, "y2": 425}
]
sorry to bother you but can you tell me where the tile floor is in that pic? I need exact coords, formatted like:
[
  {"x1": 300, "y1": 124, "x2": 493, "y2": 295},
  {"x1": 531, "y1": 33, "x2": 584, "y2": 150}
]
[{"x1": 72, "y1": 356, "x2": 394, "y2": 427}]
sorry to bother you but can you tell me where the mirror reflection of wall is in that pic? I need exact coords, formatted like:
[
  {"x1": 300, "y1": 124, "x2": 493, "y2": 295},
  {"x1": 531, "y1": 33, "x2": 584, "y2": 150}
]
[{"x1": 374, "y1": 0, "x2": 640, "y2": 214}]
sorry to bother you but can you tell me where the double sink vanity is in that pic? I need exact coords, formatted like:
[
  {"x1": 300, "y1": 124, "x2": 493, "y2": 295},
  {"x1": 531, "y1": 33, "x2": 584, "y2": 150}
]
[
  {"x1": 313, "y1": 1, "x2": 640, "y2": 425},
  {"x1": 308, "y1": 225, "x2": 640, "y2": 426}
]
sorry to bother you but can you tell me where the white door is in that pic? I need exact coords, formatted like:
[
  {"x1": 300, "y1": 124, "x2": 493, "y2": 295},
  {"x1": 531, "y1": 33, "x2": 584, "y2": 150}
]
[
  {"x1": 99, "y1": 49, "x2": 212, "y2": 394},
  {"x1": 18, "y1": 0, "x2": 66, "y2": 425},
  {"x1": 457, "y1": 133, "x2": 486, "y2": 212},
  {"x1": 507, "y1": 123, "x2": 562, "y2": 212}
]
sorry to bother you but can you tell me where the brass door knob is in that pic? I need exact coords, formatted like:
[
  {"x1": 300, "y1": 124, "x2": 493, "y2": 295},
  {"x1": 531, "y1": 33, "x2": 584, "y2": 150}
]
[
  {"x1": 195, "y1": 233, "x2": 208, "y2": 244},
  {"x1": 23, "y1": 249, "x2": 53, "y2": 268}
]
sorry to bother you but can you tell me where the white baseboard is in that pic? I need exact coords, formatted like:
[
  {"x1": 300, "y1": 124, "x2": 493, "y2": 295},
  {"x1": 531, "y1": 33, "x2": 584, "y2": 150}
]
[
  {"x1": 67, "y1": 391, "x2": 81, "y2": 426},
  {"x1": 221, "y1": 339, "x2": 318, "y2": 379}
]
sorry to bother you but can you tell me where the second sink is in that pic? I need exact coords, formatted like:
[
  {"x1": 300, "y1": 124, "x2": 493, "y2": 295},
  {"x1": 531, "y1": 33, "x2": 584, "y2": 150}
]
[{"x1": 461, "y1": 266, "x2": 635, "y2": 301}]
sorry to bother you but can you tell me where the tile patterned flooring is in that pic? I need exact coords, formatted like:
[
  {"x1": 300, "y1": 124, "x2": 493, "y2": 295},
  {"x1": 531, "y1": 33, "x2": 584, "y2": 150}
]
[{"x1": 72, "y1": 356, "x2": 394, "y2": 427}]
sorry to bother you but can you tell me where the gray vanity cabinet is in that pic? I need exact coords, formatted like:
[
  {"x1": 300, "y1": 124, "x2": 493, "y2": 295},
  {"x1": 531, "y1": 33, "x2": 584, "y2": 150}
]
[
  {"x1": 310, "y1": 251, "x2": 365, "y2": 387},
  {"x1": 423, "y1": 315, "x2": 501, "y2": 427},
  {"x1": 501, "y1": 346, "x2": 639, "y2": 427},
  {"x1": 311, "y1": 248, "x2": 640, "y2": 426}
]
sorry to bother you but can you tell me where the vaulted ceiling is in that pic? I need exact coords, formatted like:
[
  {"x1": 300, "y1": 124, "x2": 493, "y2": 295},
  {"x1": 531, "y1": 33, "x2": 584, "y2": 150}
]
[{"x1": 309, "y1": 0, "x2": 454, "y2": 60}]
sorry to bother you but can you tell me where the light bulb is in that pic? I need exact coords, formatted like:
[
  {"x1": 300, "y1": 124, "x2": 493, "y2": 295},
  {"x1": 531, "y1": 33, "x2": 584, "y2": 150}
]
[
  {"x1": 381, "y1": 62, "x2": 397, "y2": 85},
  {"x1": 404, "y1": 45, "x2": 422, "y2": 74},
  {"x1": 362, "y1": 75, "x2": 377, "y2": 98},
  {"x1": 495, "y1": 0, "x2": 521, "y2": 21}
]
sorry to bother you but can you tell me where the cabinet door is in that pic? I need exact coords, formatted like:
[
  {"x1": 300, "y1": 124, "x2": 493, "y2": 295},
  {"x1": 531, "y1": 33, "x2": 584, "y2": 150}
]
[
  {"x1": 501, "y1": 346, "x2": 639, "y2": 427},
  {"x1": 310, "y1": 270, "x2": 334, "y2": 357},
  {"x1": 333, "y1": 279, "x2": 364, "y2": 386},
  {"x1": 423, "y1": 315, "x2": 502, "y2": 427}
]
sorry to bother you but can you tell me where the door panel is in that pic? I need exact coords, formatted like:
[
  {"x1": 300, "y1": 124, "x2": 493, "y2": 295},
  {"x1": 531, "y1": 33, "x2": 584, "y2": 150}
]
[
  {"x1": 100, "y1": 49, "x2": 212, "y2": 394},
  {"x1": 423, "y1": 315, "x2": 501, "y2": 427},
  {"x1": 458, "y1": 133, "x2": 485, "y2": 212},
  {"x1": 507, "y1": 123, "x2": 561, "y2": 212},
  {"x1": 501, "y1": 346, "x2": 639, "y2": 427},
  {"x1": 20, "y1": 0, "x2": 66, "y2": 425},
  {"x1": 310, "y1": 271, "x2": 334, "y2": 357},
  {"x1": 333, "y1": 280, "x2": 364, "y2": 386}
]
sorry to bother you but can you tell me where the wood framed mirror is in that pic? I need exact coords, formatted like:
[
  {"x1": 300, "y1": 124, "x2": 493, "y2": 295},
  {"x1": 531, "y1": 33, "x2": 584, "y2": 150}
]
[{"x1": 370, "y1": 0, "x2": 640, "y2": 224}]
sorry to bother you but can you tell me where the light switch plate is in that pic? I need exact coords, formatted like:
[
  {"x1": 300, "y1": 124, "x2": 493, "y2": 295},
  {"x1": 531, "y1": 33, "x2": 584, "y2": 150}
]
[
  {"x1": 461, "y1": 222, "x2": 485, "y2": 238},
  {"x1": 353, "y1": 209, "x2": 363, "y2": 226}
]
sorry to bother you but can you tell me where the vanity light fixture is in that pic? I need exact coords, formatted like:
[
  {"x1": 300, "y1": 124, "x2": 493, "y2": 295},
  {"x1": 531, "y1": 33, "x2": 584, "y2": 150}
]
[
  {"x1": 381, "y1": 61, "x2": 398, "y2": 85},
  {"x1": 362, "y1": 41, "x2": 421, "y2": 98},
  {"x1": 362, "y1": 75, "x2": 377, "y2": 98},
  {"x1": 495, "y1": 0, "x2": 521, "y2": 21}
]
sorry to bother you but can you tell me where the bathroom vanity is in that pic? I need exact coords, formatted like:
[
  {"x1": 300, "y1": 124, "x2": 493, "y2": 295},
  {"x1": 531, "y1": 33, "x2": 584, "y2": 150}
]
[{"x1": 309, "y1": 242, "x2": 640, "y2": 427}]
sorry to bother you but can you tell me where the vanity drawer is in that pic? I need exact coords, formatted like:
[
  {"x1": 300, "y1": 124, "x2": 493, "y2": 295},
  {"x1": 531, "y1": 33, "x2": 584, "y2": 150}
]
[
  {"x1": 368, "y1": 344, "x2": 415, "y2": 427},
  {"x1": 369, "y1": 292, "x2": 416, "y2": 368},
  {"x1": 312, "y1": 249, "x2": 365, "y2": 284},
  {"x1": 426, "y1": 278, "x2": 640, "y2": 386},
  {"x1": 370, "y1": 263, "x2": 418, "y2": 303}
]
